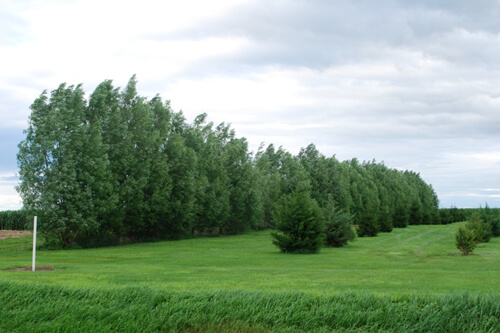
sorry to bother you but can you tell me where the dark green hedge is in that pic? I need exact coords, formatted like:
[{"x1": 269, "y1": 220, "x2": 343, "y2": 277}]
[{"x1": 0, "y1": 210, "x2": 30, "y2": 230}]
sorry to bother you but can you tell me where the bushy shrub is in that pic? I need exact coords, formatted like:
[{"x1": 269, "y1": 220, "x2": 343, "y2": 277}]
[
  {"x1": 323, "y1": 201, "x2": 356, "y2": 247},
  {"x1": 466, "y1": 213, "x2": 492, "y2": 243},
  {"x1": 271, "y1": 190, "x2": 325, "y2": 254},
  {"x1": 455, "y1": 225, "x2": 476, "y2": 256}
]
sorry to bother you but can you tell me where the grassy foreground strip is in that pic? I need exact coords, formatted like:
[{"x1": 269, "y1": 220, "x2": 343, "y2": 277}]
[
  {"x1": 1, "y1": 282, "x2": 499, "y2": 333},
  {"x1": 2, "y1": 225, "x2": 499, "y2": 294}
]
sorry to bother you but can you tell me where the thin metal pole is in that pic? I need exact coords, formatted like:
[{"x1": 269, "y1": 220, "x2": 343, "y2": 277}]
[{"x1": 32, "y1": 216, "x2": 37, "y2": 272}]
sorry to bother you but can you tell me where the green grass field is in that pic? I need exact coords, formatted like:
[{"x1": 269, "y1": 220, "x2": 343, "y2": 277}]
[{"x1": 1, "y1": 223, "x2": 499, "y2": 332}]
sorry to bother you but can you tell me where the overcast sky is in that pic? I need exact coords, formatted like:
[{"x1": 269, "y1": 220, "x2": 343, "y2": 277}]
[{"x1": 1, "y1": 0, "x2": 500, "y2": 210}]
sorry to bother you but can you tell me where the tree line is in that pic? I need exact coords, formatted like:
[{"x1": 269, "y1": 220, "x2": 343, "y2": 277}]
[
  {"x1": 18, "y1": 76, "x2": 441, "y2": 248},
  {"x1": 455, "y1": 204, "x2": 500, "y2": 255}
]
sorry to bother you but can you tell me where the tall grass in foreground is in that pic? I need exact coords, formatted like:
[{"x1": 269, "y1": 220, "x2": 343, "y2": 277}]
[{"x1": 1, "y1": 282, "x2": 499, "y2": 332}]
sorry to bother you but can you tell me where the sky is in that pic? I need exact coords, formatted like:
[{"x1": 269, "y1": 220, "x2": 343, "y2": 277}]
[{"x1": 1, "y1": 0, "x2": 500, "y2": 210}]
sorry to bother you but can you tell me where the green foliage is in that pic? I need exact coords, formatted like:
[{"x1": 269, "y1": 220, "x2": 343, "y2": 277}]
[
  {"x1": 479, "y1": 203, "x2": 500, "y2": 238},
  {"x1": 491, "y1": 217, "x2": 500, "y2": 237},
  {"x1": 17, "y1": 77, "x2": 264, "y2": 246},
  {"x1": 466, "y1": 213, "x2": 492, "y2": 243},
  {"x1": 254, "y1": 144, "x2": 284, "y2": 228},
  {"x1": 455, "y1": 225, "x2": 477, "y2": 256},
  {"x1": 17, "y1": 77, "x2": 443, "y2": 248},
  {"x1": 17, "y1": 84, "x2": 105, "y2": 246},
  {"x1": 271, "y1": 190, "x2": 325, "y2": 254},
  {"x1": 348, "y1": 159, "x2": 380, "y2": 237},
  {"x1": 0, "y1": 210, "x2": 29, "y2": 230},
  {"x1": 439, "y1": 208, "x2": 453, "y2": 224},
  {"x1": 323, "y1": 199, "x2": 356, "y2": 247}
]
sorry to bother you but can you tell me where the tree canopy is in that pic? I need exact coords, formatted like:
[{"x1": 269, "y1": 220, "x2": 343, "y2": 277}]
[{"x1": 17, "y1": 77, "x2": 441, "y2": 248}]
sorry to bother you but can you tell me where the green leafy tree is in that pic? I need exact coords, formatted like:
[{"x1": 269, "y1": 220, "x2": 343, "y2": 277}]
[
  {"x1": 404, "y1": 171, "x2": 440, "y2": 225},
  {"x1": 222, "y1": 135, "x2": 262, "y2": 234},
  {"x1": 162, "y1": 131, "x2": 197, "y2": 237},
  {"x1": 254, "y1": 144, "x2": 310, "y2": 229},
  {"x1": 87, "y1": 79, "x2": 126, "y2": 237},
  {"x1": 271, "y1": 190, "x2": 325, "y2": 254},
  {"x1": 364, "y1": 161, "x2": 393, "y2": 232},
  {"x1": 391, "y1": 171, "x2": 411, "y2": 228},
  {"x1": 119, "y1": 77, "x2": 155, "y2": 238},
  {"x1": 349, "y1": 159, "x2": 380, "y2": 237},
  {"x1": 254, "y1": 144, "x2": 282, "y2": 228},
  {"x1": 298, "y1": 144, "x2": 334, "y2": 208},
  {"x1": 143, "y1": 96, "x2": 174, "y2": 239},
  {"x1": 187, "y1": 115, "x2": 230, "y2": 235},
  {"x1": 17, "y1": 84, "x2": 105, "y2": 246}
]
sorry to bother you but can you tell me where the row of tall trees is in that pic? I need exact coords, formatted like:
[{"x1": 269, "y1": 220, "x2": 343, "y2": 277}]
[
  {"x1": 256, "y1": 143, "x2": 440, "y2": 238},
  {"x1": 17, "y1": 77, "x2": 440, "y2": 247}
]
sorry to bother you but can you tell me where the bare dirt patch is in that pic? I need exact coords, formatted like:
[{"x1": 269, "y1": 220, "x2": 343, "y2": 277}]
[
  {"x1": 0, "y1": 230, "x2": 32, "y2": 240},
  {"x1": 3, "y1": 266, "x2": 54, "y2": 271}
]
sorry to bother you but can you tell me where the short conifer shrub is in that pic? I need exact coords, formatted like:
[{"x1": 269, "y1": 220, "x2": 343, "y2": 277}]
[
  {"x1": 466, "y1": 213, "x2": 492, "y2": 243},
  {"x1": 455, "y1": 225, "x2": 476, "y2": 256},
  {"x1": 271, "y1": 190, "x2": 325, "y2": 254},
  {"x1": 323, "y1": 200, "x2": 356, "y2": 247}
]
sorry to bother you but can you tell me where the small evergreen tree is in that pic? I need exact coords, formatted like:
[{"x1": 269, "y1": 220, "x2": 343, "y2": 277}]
[
  {"x1": 455, "y1": 225, "x2": 477, "y2": 256},
  {"x1": 323, "y1": 199, "x2": 356, "y2": 247},
  {"x1": 466, "y1": 213, "x2": 492, "y2": 243},
  {"x1": 271, "y1": 190, "x2": 325, "y2": 254}
]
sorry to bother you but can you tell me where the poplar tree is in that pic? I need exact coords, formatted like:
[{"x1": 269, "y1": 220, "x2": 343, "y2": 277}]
[{"x1": 18, "y1": 84, "x2": 108, "y2": 246}]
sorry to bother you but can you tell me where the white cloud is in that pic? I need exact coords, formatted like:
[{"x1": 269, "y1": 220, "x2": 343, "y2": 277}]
[{"x1": 0, "y1": 172, "x2": 21, "y2": 211}]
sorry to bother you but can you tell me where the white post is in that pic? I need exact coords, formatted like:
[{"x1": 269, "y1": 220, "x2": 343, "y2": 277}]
[{"x1": 32, "y1": 216, "x2": 37, "y2": 272}]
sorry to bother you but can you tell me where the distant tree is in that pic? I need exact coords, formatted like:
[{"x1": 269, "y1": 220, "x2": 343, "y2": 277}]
[
  {"x1": 455, "y1": 225, "x2": 477, "y2": 256},
  {"x1": 404, "y1": 171, "x2": 440, "y2": 225},
  {"x1": 491, "y1": 217, "x2": 500, "y2": 237},
  {"x1": 409, "y1": 198, "x2": 423, "y2": 225},
  {"x1": 323, "y1": 198, "x2": 355, "y2": 247},
  {"x1": 222, "y1": 132, "x2": 262, "y2": 234},
  {"x1": 254, "y1": 144, "x2": 282, "y2": 228},
  {"x1": 466, "y1": 213, "x2": 492, "y2": 243},
  {"x1": 449, "y1": 206, "x2": 466, "y2": 223},
  {"x1": 349, "y1": 159, "x2": 380, "y2": 237},
  {"x1": 271, "y1": 190, "x2": 325, "y2": 254},
  {"x1": 298, "y1": 144, "x2": 333, "y2": 208},
  {"x1": 479, "y1": 203, "x2": 500, "y2": 237},
  {"x1": 330, "y1": 160, "x2": 353, "y2": 213},
  {"x1": 189, "y1": 116, "x2": 231, "y2": 235},
  {"x1": 161, "y1": 131, "x2": 197, "y2": 237},
  {"x1": 255, "y1": 144, "x2": 311, "y2": 229},
  {"x1": 440, "y1": 209, "x2": 453, "y2": 225},
  {"x1": 365, "y1": 162, "x2": 393, "y2": 232}
]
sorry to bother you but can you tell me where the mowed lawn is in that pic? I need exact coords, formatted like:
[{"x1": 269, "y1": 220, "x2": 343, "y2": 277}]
[{"x1": 1, "y1": 223, "x2": 499, "y2": 295}]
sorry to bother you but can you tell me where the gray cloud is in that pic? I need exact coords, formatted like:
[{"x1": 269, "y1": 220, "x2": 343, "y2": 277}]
[
  {"x1": 147, "y1": 0, "x2": 500, "y2": 72},
  {"x1": 1, "y1": 0, "x2": 500, "y2": 209}
]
